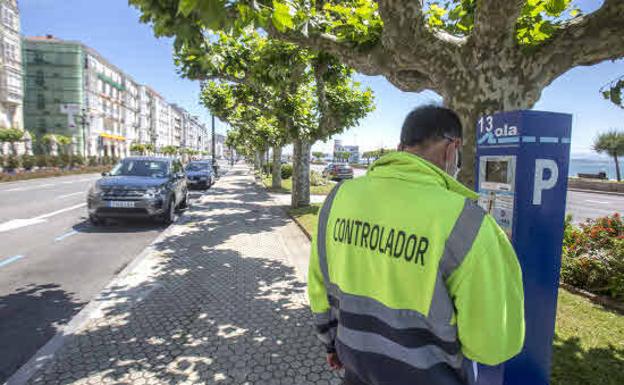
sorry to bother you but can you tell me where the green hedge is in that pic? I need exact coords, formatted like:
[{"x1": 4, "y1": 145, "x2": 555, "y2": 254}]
[{"x1": 561, "y1": 214, "x2": 624, "y2": 300}]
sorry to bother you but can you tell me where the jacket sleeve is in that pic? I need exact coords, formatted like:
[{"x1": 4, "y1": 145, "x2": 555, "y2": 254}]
[
  {"x1": 308, "y1": 220, "x2": 338, "y2": 353},
  {"x1": 446, "y1": 214, "x2": 525, "y2": 366}
]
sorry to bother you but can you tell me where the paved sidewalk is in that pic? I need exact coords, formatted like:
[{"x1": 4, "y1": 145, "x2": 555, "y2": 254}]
[{"x1": 22, "y1": 165, "x2": 339, "y2": 385}]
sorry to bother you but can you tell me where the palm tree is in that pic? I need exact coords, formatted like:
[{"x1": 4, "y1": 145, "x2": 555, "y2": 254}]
[{"x1": 593, "y1": 129, "x2": 624, "y2": 181}]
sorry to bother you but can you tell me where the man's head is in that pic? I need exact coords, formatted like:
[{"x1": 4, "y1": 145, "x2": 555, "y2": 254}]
[{"x1": 398, "y1": 105, "x2": 463, "y2": 178}]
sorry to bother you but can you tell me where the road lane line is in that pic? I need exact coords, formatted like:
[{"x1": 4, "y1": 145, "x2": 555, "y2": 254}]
[
  {"x1": 36, "y1": 203, "x2": 86, "y2": 220},
  {"x1": 585, "y1": 200, "x2": 611, "y2": 204},
  {"x1": 0, "y1": 203, "x2": 86, "y2": 233},
  {"x1": 55, "y1": 230, "x2": 78, "y2": 242},
  {"x1": 0, "y1": 255, "x2": 24, "y2": 268},
  {"x1": 56, "y1": 191, "x2": 84, "y2": 199}
]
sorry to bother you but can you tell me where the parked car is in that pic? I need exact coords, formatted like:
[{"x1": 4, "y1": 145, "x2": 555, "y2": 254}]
[
  {"x1": 87, "y1": 157, "x2": 188, "y2": 225},
  {"x1": 322, "y1": 163, "x2": 354, "y2": 180},
  {"x1": 186, "y1": 161, "x2": 215, "y2": 189}
]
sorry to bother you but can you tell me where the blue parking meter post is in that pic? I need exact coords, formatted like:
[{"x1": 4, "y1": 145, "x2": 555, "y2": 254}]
[{"x1": 474, "y1": 110, "x2": 572, "y2": 385}]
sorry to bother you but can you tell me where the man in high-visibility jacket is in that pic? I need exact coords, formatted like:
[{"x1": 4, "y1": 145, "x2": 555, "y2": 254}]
[{"x1": 308, "y1": 105, "x2": 525, "y2": 385}]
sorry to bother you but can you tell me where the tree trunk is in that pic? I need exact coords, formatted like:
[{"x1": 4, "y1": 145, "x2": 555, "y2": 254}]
[
  {"x1": 292, "y1": 137, "x2": 311, "y2": 208},
  {"x1": 272, "y1": 145, "x2": 282, "y2": 189},
  {"x1": 254, "y1": 150, "x2": 261, "y2": 171},
  {"x1": 614, "y1": 154, "x2": 622, "y2": 182}
]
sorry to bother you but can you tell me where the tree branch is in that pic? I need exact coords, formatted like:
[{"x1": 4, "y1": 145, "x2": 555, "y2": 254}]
[
  {"x1": 472, "y1": 0, "x2": 525, "y2": 48},
  {"x1": 267, "y1": 25, "x2": 393, "y2": 76},
  {"x1": 533, "y1": 0, "x2": 624, "y2": 86}
]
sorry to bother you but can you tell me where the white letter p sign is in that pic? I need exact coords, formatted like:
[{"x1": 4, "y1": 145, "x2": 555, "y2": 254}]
[{"x1": 533, "y1": 159, "x2": 559, "y2": 205}]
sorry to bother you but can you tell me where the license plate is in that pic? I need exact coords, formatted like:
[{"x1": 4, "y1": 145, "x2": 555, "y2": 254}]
[
  {"x1": 107, "y1": 201, "x2": 135, "y2": 208},
  {"x1": 200, "y1": 177, "x2": 207, "y2": 181}
]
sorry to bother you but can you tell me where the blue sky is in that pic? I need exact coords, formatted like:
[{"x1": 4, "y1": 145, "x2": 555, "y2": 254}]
[{"x1": 21, "y1": 0, "x2": 623, "y2": 157}]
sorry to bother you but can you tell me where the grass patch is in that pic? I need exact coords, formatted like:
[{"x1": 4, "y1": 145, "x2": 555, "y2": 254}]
[
  {"x1": 262, "y1": 175, "x2": 335, "y2": 195},
  {"x1": 288, "y1": 204, "x2": 321, "y2": 237},
  {"x1": 287, "y1": 205, "x2": 624, "y2": 384},
  {"x1": 552, "y1": 289, "x2": 624, "y2": 385}
]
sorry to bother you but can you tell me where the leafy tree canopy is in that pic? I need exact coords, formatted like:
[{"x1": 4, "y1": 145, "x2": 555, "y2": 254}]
[{"x1": 593, "y1": 129, "x2": 624, "y2": 158}]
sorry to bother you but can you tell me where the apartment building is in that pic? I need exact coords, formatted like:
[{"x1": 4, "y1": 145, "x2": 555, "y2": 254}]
[{"x1": 0, "y1": 0, "x2": 22, "y2": 130}]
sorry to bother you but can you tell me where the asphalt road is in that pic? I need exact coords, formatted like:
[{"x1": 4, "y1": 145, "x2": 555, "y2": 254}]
[
  {"x1": 310, "y1": 164, "x2": 622, "y2": 222},
  {"x1": 0, "y1": 164, "x2": 230, "y2": 383}
]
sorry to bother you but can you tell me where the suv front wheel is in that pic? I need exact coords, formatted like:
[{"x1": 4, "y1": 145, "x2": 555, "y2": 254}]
[{"x1": 160, "y1": 196, "x2": 177, "y2": 225}]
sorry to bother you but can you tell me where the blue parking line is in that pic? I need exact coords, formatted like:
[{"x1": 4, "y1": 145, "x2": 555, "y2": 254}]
[
  {"x1": 522, "y1": 136, "x2": 537, "y2": 143},
  {"x1": 561, "y1": 138, "x2": 571, "y2": 144},
  {"x1": 498, "y1": 137, "x2": 520, "y2": 144},
  {"x1": 540, "y1": 137, "x2": 559, "y2": 143},
  {"x1": 0, "y1": 255, "x2": 24, "y2": 268}
]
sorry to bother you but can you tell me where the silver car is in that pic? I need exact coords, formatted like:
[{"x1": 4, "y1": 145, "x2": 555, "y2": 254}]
[{"x1": 87, "y1": 157, "x2": 188, "y2": 225}]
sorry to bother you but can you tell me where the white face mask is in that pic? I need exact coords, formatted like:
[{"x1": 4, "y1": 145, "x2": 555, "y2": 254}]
[{"x1": 445, "y1": 146, "x2": 461, "y2": 179}]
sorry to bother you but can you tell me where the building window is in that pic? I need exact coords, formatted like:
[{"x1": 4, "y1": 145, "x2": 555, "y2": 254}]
[
  {"x1": 3, "y1": 8, "x2": 15, "y2": 29},
  {"x1": 37, "y1": 94, "x2": 45, "y2": 110},
  {"x1": 35, "y1": 70, "x2": 44, "y2": 86},
  {"x1": 4, "y1": 41, "x2": 16, "y2": 62}
]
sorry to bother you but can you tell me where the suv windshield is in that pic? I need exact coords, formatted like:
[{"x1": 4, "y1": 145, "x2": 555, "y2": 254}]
[
  {"x1": 186, "y1": 163, "x2": 211, "y2": 172},
  {"x1": 110, "y1": 160, "x2": 169, "y2": 178}
]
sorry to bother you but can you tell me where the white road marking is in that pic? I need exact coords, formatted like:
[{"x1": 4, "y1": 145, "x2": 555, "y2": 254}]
[
  {"x1": 56, "y1": 191, "x2": 84, "y2": 199},
  {"x1": 0, "y1": 255, "x2": 24, "y2": 268},
  {"x1": 55, "y1": 230, "x2": 78, "y2": 242},
  {"x1": 0, "y1": 203, "x2": 86, "y2": 233},
  {"x1": 0, "y1": 178, "x2": 97, "y2": 193},
  {"x1": 585, "y1": 200, "x2": 611, "y2": 204}
]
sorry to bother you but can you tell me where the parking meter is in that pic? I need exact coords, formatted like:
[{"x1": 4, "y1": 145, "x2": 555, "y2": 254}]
[{"x1": 475, "y1": 110, "x2": 572, "y2": 385}]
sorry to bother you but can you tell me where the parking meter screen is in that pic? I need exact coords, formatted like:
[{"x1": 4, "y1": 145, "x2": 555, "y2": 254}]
[{"x1": 485, "y1": 160, "x2": 509, "y2": 184}]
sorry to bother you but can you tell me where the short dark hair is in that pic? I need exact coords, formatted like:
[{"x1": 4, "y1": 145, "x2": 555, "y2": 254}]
[{"x1": 400, "y1": 105, "x2": 463, "y2": 147}]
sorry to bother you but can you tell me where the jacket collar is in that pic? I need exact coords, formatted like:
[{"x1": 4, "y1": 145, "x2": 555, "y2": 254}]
[{"x1": 367, "y1": 151, "x2": 478, "y2": 200}]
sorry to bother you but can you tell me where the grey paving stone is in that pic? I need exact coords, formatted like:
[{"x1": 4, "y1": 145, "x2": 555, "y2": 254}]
[{"x1": 24, "y1": 166, "x2": 339, "y2": 385}]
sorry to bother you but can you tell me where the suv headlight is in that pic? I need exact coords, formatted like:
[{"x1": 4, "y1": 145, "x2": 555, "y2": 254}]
[
  {"x1": 144, "y1": 186, "x2": 165, "y2": 199},
  {"x1": 88, "y1": 184, "x2": 102, "y2": 197}
]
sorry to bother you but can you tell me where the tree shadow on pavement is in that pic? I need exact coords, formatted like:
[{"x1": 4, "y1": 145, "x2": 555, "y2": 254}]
[
  {"x1": 551, "y1": 334, "x2": 624, "y2": 385},
  {"x1": 0, "y1": 284, "x2": 84, "y2": 383},
  {"x1": 27, "y1": 168, "x2": 337, "y2": 385}
]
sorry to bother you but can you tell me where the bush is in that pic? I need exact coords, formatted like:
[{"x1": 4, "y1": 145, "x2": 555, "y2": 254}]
[
  {"x1": 88, "y1": 156, "x2": 98, "y2": 167},
  {"x1": 281, "y1": 163, "x2": 293, "y2": 180},
  {"x1": 36, "y1": 154, "x2": 51, "y2": 168},
  {"x1": 101, "y1": 156, "x2": 112, "y2": 166},
  {"x1": 5, "y1": 154, "x2": 21, "y2": 170},
  {"x1": 50, "y1": 155, "x2": 62, "y2": 168},
  {"x1": 310, "y1": 170, "x2": 327, "y2": 186},
  {"x1": 71, "y1": 155, "x2": 85, "y2": 167},
  {"x1": 22, "y1": 155, "x2": 36, "y2": 170},
  {"x1": 561, "y1": 213, "x2": 624, "y2": 299},
  {"x1": 59, "y1": 153, "x2": 71, "y2": 168}
]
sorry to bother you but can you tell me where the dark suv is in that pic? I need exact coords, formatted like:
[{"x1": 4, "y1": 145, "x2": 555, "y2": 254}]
[
  {"x1": 87, "y1": 157, "x2": 188, "y2": 225},
  {"x1": 185, "y1": 161, "x2": 215, "y2": 189}
]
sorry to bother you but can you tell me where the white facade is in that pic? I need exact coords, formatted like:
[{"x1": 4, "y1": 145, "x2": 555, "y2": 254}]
[
  {"x1": 137, "y1": 85, "x2": 153, "y2": 145},
  {"x1": 0, "y1": 0, "x2": 22, "y2": 130},
  {"x1": 84, "y1": 49, "x2": 129, "y2": 157},
  {"x1": 151, "y1": 91, "x2": 171, "y2": 149}
]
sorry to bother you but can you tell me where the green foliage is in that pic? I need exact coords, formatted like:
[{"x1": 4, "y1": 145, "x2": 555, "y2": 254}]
[
  {"x1": 130, "y1": 143, "x2": 148, "y2": 154},
  {"x1": 562, "y1": 214, "x2": 624, "y2": 299},
  {"x1": 71, "y1": 155, "x2": 85, "y2": 167},
  {"x1": 281, "y1": 163, "x2": 293, "y2": 179},
  {"x1": 310, "y1": 170, "x2": 328, "y2": 186},
  {"x1": 160, "y1": 145, "x2": 179, "y2": 155},
  {"x1": 88, "y1": 156, "x2": 98, "y2": 167},
  {"x1": 334, "y1": 151, "x2": 351, "y2": 162},
  {"x1": 4, "y1": 154, "x2": 21, "y2": 170},
  {"x1": 593, "y1": 129, "x2": 624, "y2": 158},
  {"x1": 312, "y1": 151, "x2": 325, "y2": 161},
  {"x1": 425, "y1": 0, "x2": 580, "y2": 47},
  {"x1": 601, "y1": 76, "x2": 624, "y2": 108},
  {"x1": 0, "y1": 128, "x2": 24, "y2": 142},
  {"x1": 21, "y1": 155, "x2": 36, "y2": 170}
]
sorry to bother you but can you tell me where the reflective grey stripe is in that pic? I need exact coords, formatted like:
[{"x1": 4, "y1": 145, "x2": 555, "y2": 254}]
[
  {"x1": 313, "y1": 311, "x2": 332, "y2": 325},
  {"x1": 337, "y1": 325, "x2": 464, "y2": 370},
  {"x1": 427, "y1": 270, "x2": 456, "y2": 323},
  {"x1": 317, "y1": 182, "x2": 343, "y2": 285},
  {"x1": 439, "y1": 199, "x2": 486, "y2": 280},
  {"x1": 327, "y1": 283, "x2": 457, "y2": 342}
]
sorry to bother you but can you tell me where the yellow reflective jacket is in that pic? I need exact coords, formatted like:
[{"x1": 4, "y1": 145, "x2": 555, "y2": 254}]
[{"x1": 308, "y1": 151, "x2": 525, "y2": 385}]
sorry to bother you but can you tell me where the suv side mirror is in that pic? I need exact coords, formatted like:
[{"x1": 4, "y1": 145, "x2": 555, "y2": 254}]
[{"x1": 101, "y1": 172, "x2": 109, "y2": 177}]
